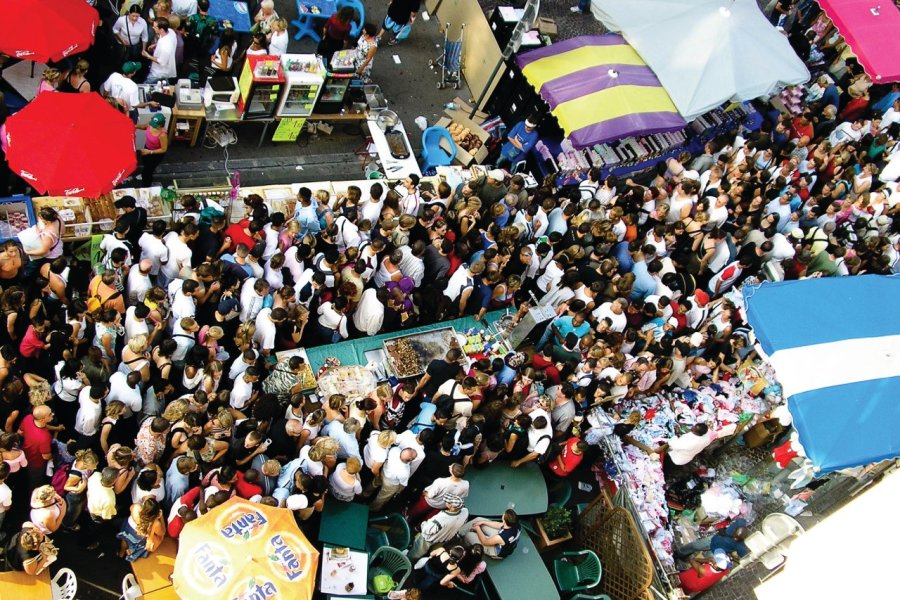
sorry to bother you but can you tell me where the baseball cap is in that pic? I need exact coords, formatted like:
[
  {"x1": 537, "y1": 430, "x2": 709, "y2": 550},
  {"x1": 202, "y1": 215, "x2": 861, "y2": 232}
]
[
  {"x1": 286, "y1": 494, "x2": 309, "y2": 511},
  {"x1": 122, "y1": 61, "x2": 141, "y2": 75},
  {"x1": 788, "y1": 229, "x2": 804, "y2": 241},
  {"x1": 667, "y1": 317, "x2": 679, "y2": 328},
  {"x1": 149, "y1": 113, "x2": 166, "y2": 128},
  {"x1": 712, "y1": 549, "x2": 732, "y2": 570}
]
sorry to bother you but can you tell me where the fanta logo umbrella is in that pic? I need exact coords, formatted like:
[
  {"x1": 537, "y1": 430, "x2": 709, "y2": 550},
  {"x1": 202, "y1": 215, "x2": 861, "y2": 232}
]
[
  {"x1": 174, "y1": 497, "x2": 319, "y2": 600},
  {"x1": 5, "y1": 92, "x2": 136, "y2": 198},
  {"x1": 0, "y1": 0, "x2": 100, "y2": 63}
]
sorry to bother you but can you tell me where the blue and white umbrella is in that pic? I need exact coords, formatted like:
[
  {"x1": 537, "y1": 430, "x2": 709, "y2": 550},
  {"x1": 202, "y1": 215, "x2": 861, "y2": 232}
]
[{"x1": 743, "y1": 275, "x2": 900, "y2": 473}]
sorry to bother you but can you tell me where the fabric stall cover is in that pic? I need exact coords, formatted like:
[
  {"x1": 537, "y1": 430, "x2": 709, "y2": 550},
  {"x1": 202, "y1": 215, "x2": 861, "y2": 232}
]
[
  {"x1": 743, "y1": 275, "x2": 900, "y2": 473},
  {"x1": 816, "y1": 0, "x2": 900, "y2": 83},
  {"x1": 515, "y1": 35, "x2": 686, "y2": 148},
  {"x1": 592, "y1": 0, "x2": 809, "y2": 121}
]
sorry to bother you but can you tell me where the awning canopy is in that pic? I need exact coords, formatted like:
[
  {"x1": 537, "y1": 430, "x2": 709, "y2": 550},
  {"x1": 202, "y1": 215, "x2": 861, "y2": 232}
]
[
  {"x1": 743, "y1": 275, "x2": 900, "y2": 473},
  {"x1": 816, "y1": 0, "x2": 900, "y2": 83},
  {"x1": 515, "y1": 35, "x2": 686, "y2": 148},
  {"x1": 592, "y1": 0, "x2": 810, "y2": 121}
]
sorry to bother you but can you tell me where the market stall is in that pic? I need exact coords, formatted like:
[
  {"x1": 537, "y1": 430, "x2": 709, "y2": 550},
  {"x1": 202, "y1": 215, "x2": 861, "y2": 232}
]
[{"x1": 815, "y1": 0, "x2": 900, "y2": 83}]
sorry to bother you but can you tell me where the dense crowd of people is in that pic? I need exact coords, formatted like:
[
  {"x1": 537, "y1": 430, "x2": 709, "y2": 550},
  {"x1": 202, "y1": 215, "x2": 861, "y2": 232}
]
[{"x1": 0, "y1": 0, "x2": 897, "y2": 597}]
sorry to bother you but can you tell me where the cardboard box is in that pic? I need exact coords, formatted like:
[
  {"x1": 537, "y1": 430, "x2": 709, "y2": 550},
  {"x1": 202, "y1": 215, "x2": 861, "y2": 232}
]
[
  {"x1": 435, "y1": 115, "x2": 490, "y2": 166},
  {"x1": 446, "y1": 96, "x2": 489, "y2": 122},
  {"x1": 536, "y1": 17, "x2": 558, "y2": 39}
]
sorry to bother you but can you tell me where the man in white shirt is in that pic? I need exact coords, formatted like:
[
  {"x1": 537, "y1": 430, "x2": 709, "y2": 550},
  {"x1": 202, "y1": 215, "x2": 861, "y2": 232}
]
[
  {"x1": 144, "y1": 19, "x2": 178, "y2": 84},
  {"x1": 253, "y1": 307, "x2": 287, "y2": 356},
  {"x1": 100, "y1": 62, "x2": 145, "y2": 115},
  {"x1": 139, "y1": 222, "x2": 169, "y2": 281},
  {"x1": 360, "y1": 183, "x2": 385, "y2": 224},
  {"x1": 240, "y1": 278, "x2": 270, "y2": 323},
  {"x1": 159, "y1": 224, "x2": 196, "y2": 288},
  {"x1": 510, "y1": 409, "x2": 553, "y2": 468},
  {"x1": 334, "y1": 215, "x2": 361, "y2": 252},
  {"x1": 592, "y1": 299, "x2": 628, "y2": 332},
  {"x1": 107, "y1": 371, "x2": 143, "y2": 419},
  {"x1": 229, "y1": 349, "x2": 258, "y2": 381},
  {"x1": 75, "y1": 385, "x2": 106, "y2": 442},
  {"x1": 172, "y1": 318, "x2": 198, "y2": 362},
  {"x1": 123, "y1": 303, "x2": 151, "y2": 345},
  {"x1": 370, "y1": 447, "x2": 417, "y2": 511},
  {"x1": 353, "y1": 288, "x2": 385, "y2": 336},
  {"x1": 317, "y1": 299, "x2": 349, "y2": 342},
  {"x1": 230, "y1": 368, "x2": 261, "y2": 411},
  {"x1": 658, "y1": 423, "x2": 713, "y2": 479},
  {"x1": 171, "y1": 0, "x2": 198, "y2": 17},
  {"x1": 398, "y1": 243, "x2": 425, "y2": 288},
  {"x1": 170, "y1": 279, "x2": 199, "y2": 326},
  {"x1": 261, "y1": 215, "x2": 284, "y2": 261},
  {"x1": 127, "y1": 259, "x2": 154, "y2": 305}
]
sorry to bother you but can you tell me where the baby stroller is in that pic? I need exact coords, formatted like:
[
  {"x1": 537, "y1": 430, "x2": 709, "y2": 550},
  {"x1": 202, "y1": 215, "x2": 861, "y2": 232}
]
[{"x1": 429, "y1": 22, "x2": 465, "y2": 89}]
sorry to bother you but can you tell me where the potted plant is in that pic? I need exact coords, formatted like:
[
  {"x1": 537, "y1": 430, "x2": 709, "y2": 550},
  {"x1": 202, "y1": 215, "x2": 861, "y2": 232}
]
[{"x1": 536, "y1": 505, "x2": 573, "y2": 551}]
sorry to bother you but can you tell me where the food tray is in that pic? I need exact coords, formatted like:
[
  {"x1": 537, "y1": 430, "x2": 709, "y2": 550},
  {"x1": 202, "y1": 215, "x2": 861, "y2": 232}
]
[
  {"x1": 385, "y1": 129, "x2": 411, "y2": 159},
  {"x1": 0, "y1": 196, "x2": 34, "y2": 241},
  {"x1": 317, "y1": 365, "x2": 377, "y2": 401},
  {"x1": 274, "y1": 347, "x2": 318, "y2": 392},
  {"x1": 383, "y1": 327, "x2": 458, "y2": 378}
]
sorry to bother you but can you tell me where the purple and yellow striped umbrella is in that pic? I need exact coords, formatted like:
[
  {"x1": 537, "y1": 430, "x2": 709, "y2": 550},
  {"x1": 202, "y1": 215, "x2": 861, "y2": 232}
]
[{"x1": 516, "y1": 35, "x2": 685, "y2": 148}]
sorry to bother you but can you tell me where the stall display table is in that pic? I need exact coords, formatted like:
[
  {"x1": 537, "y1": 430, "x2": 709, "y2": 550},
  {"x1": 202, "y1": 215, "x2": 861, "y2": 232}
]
[
  {"x1": 319, "y1": 499, "x2": 370, "y2": 551},
  {"x1": 366, "y1": 118, "x2": 422, "y2": 178},
  {"x1": 320, "y1": 547, "x2": 369, "y2": 596},
  {"x1": 130, "y1": 537, "x2": 178, "y2": 594},
  {"x1": 206, "y1": 106, "x2": 276, "y2": 147},
  {"x1": 0, "y1": 569, "x2": 52, "y2": 599},
  {"x1": 293, "y1": 0, "x2": 338, "y2": 42},
  {"x1": 465, "y1": 461, "x2": 548, "y2": 517},
  {"x1": 170, "y1": 104, "x2": 206, "y2": 148},
  {"x1": 209, "y1": 0, "x2": 252, "y2": 32},
  {"x1": 484, "y1": 532, "x2": 559, "y2": 600}
]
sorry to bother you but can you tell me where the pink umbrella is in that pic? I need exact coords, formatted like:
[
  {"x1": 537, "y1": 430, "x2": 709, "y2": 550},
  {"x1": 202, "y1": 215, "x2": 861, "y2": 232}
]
[
  {"x1": 817, "y1": 0, "x2": 900, "y2": 83},
  {"x1": 0, "y1": 0, "x2": 100, "y2": 63}
]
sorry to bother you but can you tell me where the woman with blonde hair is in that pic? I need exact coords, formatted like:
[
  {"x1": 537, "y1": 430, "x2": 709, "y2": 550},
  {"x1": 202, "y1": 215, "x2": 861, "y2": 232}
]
[
  {"x1": 234, "y1": 321, "x2": 256, "y2": 353},
  {"x1": 57, "y1": 59, "x2": 91, "y2": 94},
  {"x1": 6, "y1": 524, "x2": 57, "y2": 574},
  {"x1": 29, "y1": 485, "x2": 67, "y2": 534},
  {"x1": 203, "y1": 406, "x2": 234, "y2": 441},
  {"x1": 268, "y1": 18, "x2": 289, "y2": 56},
  {"x1": 330, "y1": 455, "x2": 363, "y2": 501},
  {"x1": 99, "y1": 401, "x2": 130, "y2": 454},
  {"x1": 117, "y1": 496, "x2": 165, "y2": 561},
  {"x1": 198, "y1": 324, "x2": 226, "y2": 362},
  {"x1": 37, "y1": 68, "x2": 61, "y2": 95},
  {"x1": 201, "y1": 360, "x2": 223, "y2": 395},
  {"x1": 120, "y1": 333, "x2": 151, "y2": 381}
]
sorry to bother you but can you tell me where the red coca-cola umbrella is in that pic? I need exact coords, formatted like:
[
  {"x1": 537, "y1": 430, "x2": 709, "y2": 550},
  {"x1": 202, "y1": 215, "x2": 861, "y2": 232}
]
[
  {"x1": 0, "y1": 0, "x2": 100, "y2": 63},
  {"x1": 4, "y1": 92, "x2": 136, "y2": 197}
]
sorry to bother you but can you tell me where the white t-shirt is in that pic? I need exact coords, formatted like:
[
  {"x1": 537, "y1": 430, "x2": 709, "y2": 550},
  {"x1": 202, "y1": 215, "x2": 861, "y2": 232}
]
[
  {"x1": 269, "y1": 30, "x2": 289, "y2": 56},
  {"x1": 107, "y1": 371, "x2": 143, "y2": 417},
  {"x1": 359, "y1": 198, "x2": 384, "y2": 224},
  {"x1": 253, "y1": 308, "x2": 278, "y2": 351},
  {"x1": 113, "y1": 15, "x2": 149, "y2": 46},
  {"x1": 139, "y1": 233, "x2": 168, "y2": 275},
  {"x1": 526, "y1": 408, "x2": 553, "y2": 454},
  {"x1": 127, "y1": 268, "x2": 152, "y2": 305},
  {"x1": 0, "y1": 482, "x2": 11, "y2": 512},
  {"x1": 230, "y1": 375, "x2": 254, "y2": 410},
  {"x1": 593, "y1": 302, "x2": 627, "y2": 332},
  {"x1": 353, "y1": 288, "x2": 384, "y2": 336},
  {"x1": 160, "y1": 232, "x2": 191, "y2": 280},
  {"x1": 124, "y1": 306, "x2": 150, "y2": 344},
  {"x1": 149, "y1": 30, "x2": 177, "y2": 80},
  {"x1": 240, "y1": 278, "x2": 266, "y2": 322},
  {"x1": 101, "y1": 72, "x2": 140, "y2": 110},
  {"x1": 668, "y1": 431, "x2": 713, "y2": 465},
  {"x1": 75, "y1": 388, "x2": 103, "y2": 437}
]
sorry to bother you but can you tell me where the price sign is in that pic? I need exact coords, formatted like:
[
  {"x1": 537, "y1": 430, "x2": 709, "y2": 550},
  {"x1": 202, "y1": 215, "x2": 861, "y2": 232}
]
[{"x1": 272, "y1": 118, "x2": 307, "y2": 142}]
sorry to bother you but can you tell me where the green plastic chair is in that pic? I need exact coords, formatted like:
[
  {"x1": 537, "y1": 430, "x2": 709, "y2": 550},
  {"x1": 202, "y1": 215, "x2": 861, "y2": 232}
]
[
  {"x1": 366, "y1": 512, "x2": 411, "y2": 553},
  {"x1": 553, "y1": 549, "x2": 602, "y2": 593},
  {"x1": 454, "y1": 577, "x2": 488, "y2": 598},
  {"x1": 571, "y1": 594, "x2": 612, "y2": 600},
  {"x1": 366, "y1": 546, "x2": 412, "y2": 596},
  {"x1": 548, "y1": 479, "x2": 572, "y2": 507}
]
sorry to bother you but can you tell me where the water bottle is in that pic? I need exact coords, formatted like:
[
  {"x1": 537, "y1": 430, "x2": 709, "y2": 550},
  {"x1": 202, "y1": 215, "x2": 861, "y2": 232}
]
[{"x1": 443, "y1": 102, "x2": 458, "y2": 110}]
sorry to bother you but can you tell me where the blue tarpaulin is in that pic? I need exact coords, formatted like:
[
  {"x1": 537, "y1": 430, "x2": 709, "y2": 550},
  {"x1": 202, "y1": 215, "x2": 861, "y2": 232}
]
[{"x1": 743, "y1": 275, "x2": 900, "y2": 473}]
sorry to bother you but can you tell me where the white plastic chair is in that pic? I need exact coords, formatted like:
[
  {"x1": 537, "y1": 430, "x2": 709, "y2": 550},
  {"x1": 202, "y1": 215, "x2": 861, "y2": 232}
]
[
  {"x1": 51, "y1": 567, "x2": 78, "y2": 600},
  {"x1": 122, "y1": 573, "x2": 143, "y2": 600},
  {"x1": 761, "y1": 512, "x2": 804, "y2": 543}
]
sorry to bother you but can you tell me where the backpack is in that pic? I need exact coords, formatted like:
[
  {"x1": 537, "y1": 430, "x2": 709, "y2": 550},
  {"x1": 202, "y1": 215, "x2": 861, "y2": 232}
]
[
  {"x1": 534, "y1": 435, "x2": 557, "y2": 465},
  {"x1": 198, "y1": 198, "x2": 225, "y2": 225},
  {"x1": 50, "y1": 463, "x2": 72, "y2": 496}
]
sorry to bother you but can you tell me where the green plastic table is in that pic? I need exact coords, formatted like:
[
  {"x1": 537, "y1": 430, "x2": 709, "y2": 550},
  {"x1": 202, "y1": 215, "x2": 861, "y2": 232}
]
[
  {"x1": 319, "y1": 499, "x2": 370, "y2": 551},
  {"x1": 484, "y1": 532, "x2": 560, "y2": 600},
  {"x1": 464, "y1": 461, "x2": 549, "y2": 517}
]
